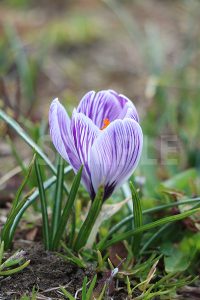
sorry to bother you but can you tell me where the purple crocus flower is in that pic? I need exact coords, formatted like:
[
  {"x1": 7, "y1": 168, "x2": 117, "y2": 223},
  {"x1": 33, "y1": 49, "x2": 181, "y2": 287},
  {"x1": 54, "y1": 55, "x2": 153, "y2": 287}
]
[{"x1": 49, "y1": 90, "x2": 143, "y2": 200}]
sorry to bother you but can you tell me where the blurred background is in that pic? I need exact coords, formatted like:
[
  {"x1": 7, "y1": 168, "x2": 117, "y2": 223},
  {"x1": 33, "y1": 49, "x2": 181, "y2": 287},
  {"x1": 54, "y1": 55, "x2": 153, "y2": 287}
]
[{"x1": 0, "y1": 0, "x2": 200, "y2": 198}]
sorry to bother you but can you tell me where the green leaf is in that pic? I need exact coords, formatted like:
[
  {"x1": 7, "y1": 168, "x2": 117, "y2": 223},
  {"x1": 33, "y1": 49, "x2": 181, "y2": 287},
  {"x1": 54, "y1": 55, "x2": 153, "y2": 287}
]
[
  {"x1": 82, "y1": 277, "x2": 88, "y2": 300},
  {"x1": 130, "y1": 182, "x2": 143, "y2": 256},
  {"x1": 1, "y1": 155, "x2": 35, "y2": 248},
  {"x1": 51, "y1": 156, "x2": 65, "y2": 245},
  {"x1": 8, "y1": 166, "x2": 71, "y2": 248},
  {"x1": 60, "y1": 242, "x2": 86, "y2": 268},
  {"x1": 0, "y1": 241, "x2": 4, "y2": 265},
  {"x1": 164, "y1": 247, "x2": 191, "y2": 273},
  {"x1": 0, "y1": 260, "x2": 30, "y2": 276},
  {"x1": 52, "y1": 166, "x2": 83, "y2": 250},
  {"x1": 98, "y1": 207, "x2": 200, "y2": 250},
  {"x1": 74, "y1": 186, "x2": 104, "y2": 252},
  {"x1": 0, "y1": 109, "x2": 71, "y2": 196},
  {"x1": 164, "y1": 232, "x2": 200, "y2": 273},
  {"x1": 97, "y1": 284, "x2": 106, "y2": 300},
  {"x1": 101, "y1": 197, "x2": 200, "y2": 246},
  {"x1": 86, "y1": 274, "x2": 97, "y2": 300},
  {"x1": 60, "y1": 286, "x2": 75, "y2": 300},
  {"x1": 34, "y1": 156, "x2": 50, "y2": 250},
  {"x1": 0, "y1": 109, "x2": 55, "y2": 173}
]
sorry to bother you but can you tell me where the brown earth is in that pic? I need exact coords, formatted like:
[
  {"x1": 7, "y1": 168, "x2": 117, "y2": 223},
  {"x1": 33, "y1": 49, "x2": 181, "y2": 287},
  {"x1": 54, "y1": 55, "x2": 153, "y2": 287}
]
[{"x1": 0, "y1": 243, "x2": 128, "y2": 300}]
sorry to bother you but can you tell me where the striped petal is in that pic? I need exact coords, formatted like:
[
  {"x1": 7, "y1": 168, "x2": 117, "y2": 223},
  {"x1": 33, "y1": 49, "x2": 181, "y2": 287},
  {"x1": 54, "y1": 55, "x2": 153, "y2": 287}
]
[
  {"x1": 89, "y1": 119, "x2": 143, "y2": 199},
  {"x1": 49, "y1": 99, "x2": 80, "y2": 171},
  {"x1": 76, "y1": 90, "x2": 125, "y2": 128},
  {"x1": 109, "y1": 90, "x2": 139, "y2": 122},
  {"x1": 71, "y1": 111, "x2": 100, "y2": 198}
]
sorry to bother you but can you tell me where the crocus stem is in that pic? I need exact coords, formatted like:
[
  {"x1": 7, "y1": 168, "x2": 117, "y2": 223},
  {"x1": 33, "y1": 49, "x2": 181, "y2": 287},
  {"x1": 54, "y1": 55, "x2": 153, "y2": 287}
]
[{"x1": 73, "y1": 186, "x2": 104, "y2": 252}]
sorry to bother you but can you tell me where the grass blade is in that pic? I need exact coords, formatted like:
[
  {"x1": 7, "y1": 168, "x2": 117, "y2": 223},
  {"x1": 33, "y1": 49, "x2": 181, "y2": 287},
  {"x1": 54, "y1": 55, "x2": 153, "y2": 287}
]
[
  {"x1": 82, "y1": 277, "x2": 88, "y2": 300},
  {"x1": 2, "y1": 189, "x2": 35, "y2": 249},
  {"x1": 1, "y1": 155, "x2": 35, "y2": 247},
  {"x1": 101, "y1": 197, "x2": 200, "y2": 245},
  {"x1": 0, "y1": 260, "x2": 30, "y2": 276},
  {"x1": 60, "y1": 286, "x2": 75, "y2": 300},
  {"x1": 52, "y1": 166, "x2": 83, "y2": 250},
  {"x1": 130, "y1": 182, "x2": 143, "y2": 256},
  {"x1": 34, "y1": 156, "x2": 50, "y2": 250},
  {"x1": 9, "y1": 166, "x2": 71, "y2": 242},
  {"x1": 86, "y1": 275, "x2": 97, "y2": 300},
  {"x1": 0, "y1": 109, "x2": 72, "y2": 197},
  {"x1": 0, "y1": 109, "x2": 55, "y2": 172},
  {"x1": 98, "y1": 207, "x2": 200, "y2": 250},
  {"x1": 51, "y1": 156, "x2": 65, "y2": 245},
  {"x1": 73, "y1": 186, "x2": 104, "y2": 252},
  {"x1": 0, "y1": 241, "x2": 4, "y2": 265}
]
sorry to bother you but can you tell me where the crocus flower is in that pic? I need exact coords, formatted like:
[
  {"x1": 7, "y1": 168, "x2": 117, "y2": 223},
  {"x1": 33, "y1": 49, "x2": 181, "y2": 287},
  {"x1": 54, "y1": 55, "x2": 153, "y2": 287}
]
[{"x1": 49, "y1": 90, "x2": 143, "y2": 200}]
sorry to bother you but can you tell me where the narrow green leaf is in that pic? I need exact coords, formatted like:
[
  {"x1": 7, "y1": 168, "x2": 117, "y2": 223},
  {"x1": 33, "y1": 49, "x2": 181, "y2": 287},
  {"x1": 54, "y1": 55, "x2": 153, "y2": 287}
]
[
  {"x1": 60, "y1": 242, "x2": 86, "y2": 268},
  {"x1": 68, "y1": 208, "x2": 76, "y2": 248},
  {"x1": 0, "y1": 109, "x2": 55, "y2": 172},
  {"x1": 6, "y1": 189, "x2": 36, "y2": 248},
  {"x1": 0, "y1": 260, "x2": 30, "y2": 276},
  {"x1": 86, "y1": 275, "x2": 97, "y2": 300},
  {"x1": 60, "y1": 287, "x2": 75, "y2": 300},
  {"x1": 58, "y1": 253, "x2": 86, "y2": 269},
  {"x1": 1, "y1": 156, "x2": 35, "y2": 247},
  {"x1": 51, "y1": 156, "x2": 65, "y2": 244},
  {"x1": 98, "y1": 197, "x2": 200, "y2": 249},
  {"x1": 82, "y1": 277, "x2": 88, "y2": 300},
  {"x1": 130, "y1": 182, "x2": 143, "y2": 256},
  {"x1": 0, "y1": 109, "x2": 71, "y2": 196},
  {"x1": 74, "y1": 186, "x2": 104, "y2": 252},
  {"x1": 98, "y1": 208, "x2": 200, "y2": 250},
  {"x1": 52, "y1": 166, "x2": 83, "y2": 250},
  {"x1": 34, "y1": 156, "x2": 50, "y2": 250},
  {"x1": 97, "y1": 284, "x2": 106, "y2": 300},
  {"x1": 0, "y1": 241, "x2": 4, "y2": 265},
  {"x1": 8, "y1": 166, "x2": 71, "y2": 247}
]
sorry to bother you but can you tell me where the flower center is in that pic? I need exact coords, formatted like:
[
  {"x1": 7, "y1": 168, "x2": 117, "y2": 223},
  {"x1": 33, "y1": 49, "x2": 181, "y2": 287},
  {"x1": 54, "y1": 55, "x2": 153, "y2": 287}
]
[{"x1": 101, "y1": 118, "x2": 110, "y2": 130}]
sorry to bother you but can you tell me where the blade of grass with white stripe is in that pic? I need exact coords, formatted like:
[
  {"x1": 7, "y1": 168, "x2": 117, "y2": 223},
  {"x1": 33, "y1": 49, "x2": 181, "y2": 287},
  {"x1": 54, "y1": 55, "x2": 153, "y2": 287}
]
[
  {"x1": 34, "y1": 156, "x2": 50, "y2": 250},
  {"x1": 50, "y1": 156, "x2": 65, "y2": 246},
  {"x1": 98, "y1": 207, "x2": 200, "y2": 251},
  {"x1": 52, "y1": 166, "x2": 83, "y2": 250},
  {"x1": 130, "y1": 182, "x2": 143, "y2": 256}
]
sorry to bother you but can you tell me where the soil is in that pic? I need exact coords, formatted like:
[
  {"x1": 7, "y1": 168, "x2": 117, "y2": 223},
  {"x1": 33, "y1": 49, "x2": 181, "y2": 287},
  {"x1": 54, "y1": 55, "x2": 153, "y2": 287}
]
[
  {"x1": 0, "y1": 243, "x2": 128, "y2": 300},
  {"x1": 0, "y1": 243, "x2": 93, "y2": 299}
]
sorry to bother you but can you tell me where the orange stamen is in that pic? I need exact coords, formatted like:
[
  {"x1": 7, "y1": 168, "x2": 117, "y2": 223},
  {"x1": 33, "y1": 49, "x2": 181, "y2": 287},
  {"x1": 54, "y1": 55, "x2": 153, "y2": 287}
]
[{"x1": 101, "y1": 118, "x2": 110, "y2": 130}]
